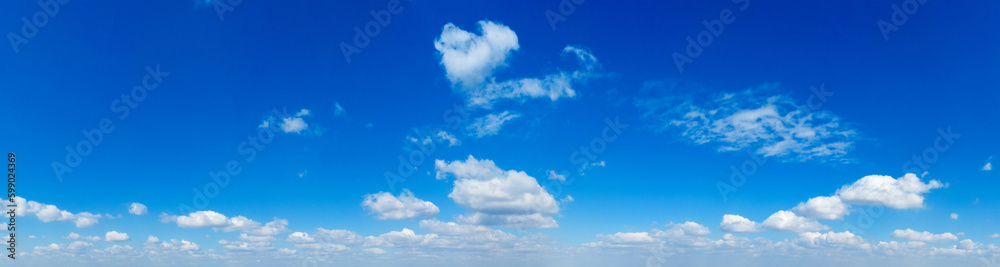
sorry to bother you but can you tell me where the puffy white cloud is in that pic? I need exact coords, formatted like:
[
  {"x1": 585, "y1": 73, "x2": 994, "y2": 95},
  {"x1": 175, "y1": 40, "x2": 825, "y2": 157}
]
[
  {"x1": 164, "y1": 211, "x2": 287, "y2": 236},
  {"x1": 637, "y1": 83, "x2": 857, "y2": 162},
  {"x1": 105, "y1": 231, "x2": 130, "y2": 242},
  {"x1": 950, "y1": 213, "x2": 958, "y2": 220},
  {"x1": 435, "y1": 20, "x2": 519, "y2": 90},
  {"x1": 436, "y1": 155, "x2": 560, "y2": 228},
  {"x1": 362, "y1": 189, "x2": 440, "y2": 220},
  {"x1": 129, "y1": 202, "x2": 147, "y2": 215},
  {"x1": 836, "y1": 173, "x2": 944, "y2": 209},
  {"x1": 791, "y1": 196, "x2": 850, "y2": 220},
  {"x1": 890, "y1": 229, "x2": 958, "y2": 243},
  {"x1": 466, "y1": 111, "x2": 519, "y2": 138},
  {"x1": 761, "y1": 210, "x2": 829, "y2": 233},
  {"x1": 435, "y1": 21, "x2": 599, "y2": 108},
  {"x1": 719, "y1": 214, "x2": 764, "y2": 233},
  {"x1": 287, "y1": 232, "x2": 315, "y2": 243},
  {"x1": 6, "y1": 197, "x2": 102, "y2": 227}
]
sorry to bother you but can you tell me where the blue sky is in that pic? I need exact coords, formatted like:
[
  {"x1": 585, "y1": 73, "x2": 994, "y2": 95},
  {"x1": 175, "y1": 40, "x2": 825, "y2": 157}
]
[{"x1": 2, "y1": 0, "x2": 999, "y2": 266}]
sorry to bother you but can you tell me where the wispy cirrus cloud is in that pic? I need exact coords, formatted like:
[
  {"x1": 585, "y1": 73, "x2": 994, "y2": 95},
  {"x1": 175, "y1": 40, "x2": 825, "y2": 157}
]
[{"x1": 636, "y1": 82, "x2": 858, "y2": 162}]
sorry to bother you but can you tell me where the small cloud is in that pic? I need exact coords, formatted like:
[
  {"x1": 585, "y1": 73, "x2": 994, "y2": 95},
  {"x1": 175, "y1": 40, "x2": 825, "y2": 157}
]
[
  {"x1": 983, "y1": 156, "x2": 992, "y2": 171},
  {"x1": 950, "y1": 213, "x2": 958, "y2": 220},
  {"x1": 590, "y1": 161, "x2": 606, "y2": 167},
  {"x1": 298, "y1": 171, "x2": 307, "y2": 178},
  {"x1": 105, "y1": 231, "x2": 130, "y2": 242},
  {"x1": 989, "y1": 233, "x2": 999, "y2": 238},
  {"x1": 129, "y1": 203, "x2": 148, "y2": 215},
  {"x1": 295, "y1": 109, "x2": 311, "y2": 117},
  {"x1": 547, "y1": 170, "x2": 567, "y2": 182},
  {"x1": 333, "y1": 102, "x2": 346, "y2": 117}
]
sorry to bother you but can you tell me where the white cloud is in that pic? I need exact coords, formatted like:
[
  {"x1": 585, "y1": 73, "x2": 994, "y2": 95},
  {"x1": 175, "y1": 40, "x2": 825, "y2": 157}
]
[
  {"x1": 164, "y1": 211, "x2": 287, "y2": 236},
  {"x1": 836, "y1": 173, "x2": 944, "y2": 209},
  {"x1": 105, "y1": 231, "x2": 130, "y2": 242},
  {"x1": 436, "y1": 155, "x2": 560, "y2": 228},
  {"x1": 332, "y1": 103, "x2": 345, "y2": 117},
  {"x1": 890, "y1": 229, "x2": 958, "y2": 243},
  {"x1": 950, "y1": 213, "x2": 958, "y2": 220},
  {"x1": 466, "y1": 111, "x2": 519, "y2": 138},
  {"x1": 436, "y1": 130, "x2": 461, "y2": 147},
  {"x1": 362, "y1": 189, "x2": 440, "y2": 220},
  {"x1": 295, "y1": 108, "x2": 311, "y2": 117},
  {"x1": 596, "y1": 232, "x2": 657, "y2": 244},
  {"x1": 363, "y1": 248, "x2": 387, "y2": 254},
  {"x1": 791, "y1": 196, "x2": 850, "y2": 220},
  {"x1": 66, "y1": 241, "x2": 94, "y2": 251},
  {"x1": 796, "y1": 231, "x2": 870, "y2": 250},
  {"x1": 435, "y1": 20, "x2": 519, "y2": 90},
  {"x1": 239, "y1": 233, "x2": 275, "y2": 242},
  {"x1": 313, "y1": 229, "x2": 364, "y2": 246},
  {"x1": 259, "y1": 108, "x2": 313, "y2": 134},
  {"x1": 719, "y1": 214, "x2": 764, "y2": 233},
  {"x1": 6, "y1": 197, "x2": 102, "y2": 227},
  {"x1": 280, "y1": 117, "x2": 308, "y2": 133},
  {"x1": 129, "y1": 202, "x2": 147, "y2": 215},
  {"x1": 984, "y1": 157, "x2": 992, "y2": 171},
  {"x1": 63, "y1": 232, "x2": 101, "y2": 241},
  {"x1": 637, "y1": 83, "x2": 857, "y2": 162},
  {"x1": 990, "y1": 233, "x2": 1000, "y2": 238},
  {"x1": 286, "y1": 232, "x2": 316, "y2": 243},
  {"x1": 219, "y1": 239, "x2": 274, "y2": 252},
  {"x1": 547, "y1": 170, "x2": 567, "y2": 182},
  {"x1": 761, "y1": 210, "x2": 829, "y2": 233},
  {"x1": 418, "y1": 219, "x2": 491, "y2": 235},
  {"x1": 435, "y1": 21, "x2": 599, "y2": 108}
]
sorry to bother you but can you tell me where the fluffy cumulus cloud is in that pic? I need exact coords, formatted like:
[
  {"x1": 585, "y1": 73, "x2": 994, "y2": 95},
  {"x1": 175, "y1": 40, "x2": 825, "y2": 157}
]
[
  {"x1": 362, "y1": 189, "x2": 440, "y2": 220},
  {"x1": 105, "y1": 231, "x2": 130, "y2": 242},
  {"x1": 435, "y1": 155, "x2": 561, "y2": 228},
  {"x1": 466, "y1": 111, "x2": 519, "y2": 138},
  {"x1": 891, "y1": 229, "x2": 959, "y2": 243},
  {"x1": 161, "y1": 211, "x2": 288, "y2": 236},
  {"x1": 761, "y1": 210, "x2": 829, "y2": 233},
  {"x1": 791, "y1": 196, "x2": 850, "y2": 220},
  {"x1": 129, "y1": 202, "x2": 147, "y2": 215},
  {"x1": 435, "y1": 20, "x2": 600, "y2": 109},
  {"x1": 719, "y1": 214, "x2": 764, "y2": 233},
  {"x1": 836, "y1": 173, "x2": 944, "y2": 209},
  {"x1": 435, "y1": 20, "x2": 519, "y2": 90},
  {"x1": 4, "y1": 197, "x2": 102, "y2": 228},
  {"x1": 636, "y1": 83, "x2": 858, "y2": 162},
  {"x1": 64, "y1": 232, "x2": 101, "y2": 241}
]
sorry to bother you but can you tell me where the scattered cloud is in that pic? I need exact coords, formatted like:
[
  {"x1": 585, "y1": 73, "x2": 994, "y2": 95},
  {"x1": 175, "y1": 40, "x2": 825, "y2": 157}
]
[
  {"x1": 362, "y1": 189, "x2": 441, "y2": 220},
  {"x1": 129, "y1": 202, "x2": 147, "y2": 215},
  {"x1": 791, "y1": 196, "x2": 850, "y2": 220},
  {"x1": 950, "y1": 213, "x2": 958, "y2": 220},
  {"x1": 637, "y1": 83, "x2": 858, "y2": 162},
  {"x1": 435, "y1": 155, "x2": 561, "y2": 228},
  {"x1": 5, "y1": 197, "x2": 102, "y2": 228},
  {"x1": 719, "y1": 214, "x2": 764, "y2": 233},
  {"x1": 466, "y1": 111, "x2": 519, "y2": 138},
  {"x1": 105, "y1": 231, "x2": 130, "y2": 242},
  {"x1": 836, "y1": 173, "x2": 944, "y2": 209},
  {"x1": 891, "y1": 229, "x2": 959, "y2": 243},
  {"x1": 161, "y1": 211, "x2": 288, "y2": 236},
  {"x1": 761, "y1": 210, "x2": 829, "y2": 233}
]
